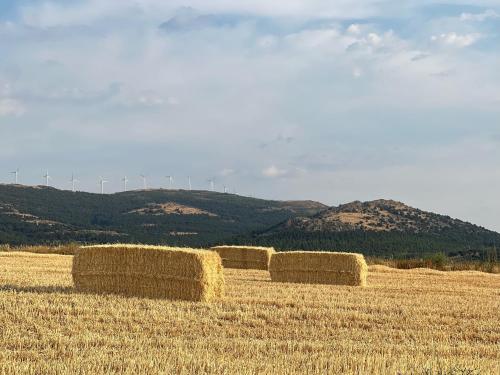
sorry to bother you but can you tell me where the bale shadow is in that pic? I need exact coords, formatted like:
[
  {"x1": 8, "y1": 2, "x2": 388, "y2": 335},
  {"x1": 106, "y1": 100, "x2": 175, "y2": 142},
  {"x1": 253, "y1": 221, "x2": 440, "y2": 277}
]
[{"x1": 0, "y1": 284, "x2": 75, "y2": 295}]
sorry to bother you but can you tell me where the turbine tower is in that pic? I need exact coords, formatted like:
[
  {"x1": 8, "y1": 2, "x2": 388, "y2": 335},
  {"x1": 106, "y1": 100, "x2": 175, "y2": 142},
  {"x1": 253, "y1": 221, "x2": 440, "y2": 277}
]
[
  {"x1": 140, "y1": 174, "x2": 147, "y2": 190},
  {"x1": 99, "y1": 176, "x2": 107, "y2": 194},
  {"x1": 122, "y1": 176, "x2": 129, "y2": 191},
  {"x1": 10, "y1": 168, "x2": 19, "y2": 184},
  {"x1": 188, "y1": 176, "x2": 192, "y2": 191},
  {"x1": 43, "y1": 170, "x2": 51, "y2": 187},
  {"x1": 165, "y1": 175, "x2": 173, "y2": 189},
  {"x1": 207, "y1": 178, "x2": 215, "y2": 192},
  {"x1": 70, "y1": 173, "x2": 79, "y2": 192}
]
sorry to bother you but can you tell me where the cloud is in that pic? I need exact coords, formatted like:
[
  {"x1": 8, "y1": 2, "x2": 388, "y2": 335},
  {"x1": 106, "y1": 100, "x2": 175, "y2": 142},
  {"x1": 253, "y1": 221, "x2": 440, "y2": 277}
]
[
  {"x1": 167, "y1": 97, "x2": 180, "y2": 106},
  {"x1": 220, "y1": 168, "x2": 236, "y2": 176},
  {"x1": 367, "y1": 32, "x2": 382, "y2": 46},
  {"x1": 352, "y1": 67, "x2": 363, "y2": 78},
  {"x1": 17, "y1": 0, "x2": 386, "y2": 28},
  {"x1": 138, "y1": 96, "x2": 164, "y2": 106},
  {"x1": 285, "y1": 28, "x2": 341, "y2": 49},
  {"x1": 14, "y1": 1, "x2": 500, "y2": 30},
  {"x1": 136, "y1": 92, "x2": 178, "y2": 107},
  {"x1": 411, "y1": 52, "x2": 430, "y2": 61},
  {"x1": 262, "y1": 165, "x2": 288, "y2": 178},
  {"x1": 0, "y1": 98, "x2": 25, "y2": 117},
  {"x1": 460, "y1": 10, "x2": 499, "y2": 22},
  {"x1": 1, "y1": 0, "x2": 500, "y2": 231},
  {"x1": 1, "y1": 83, "x2": 12, "y2": 96},
  {"x1": 345, "y1": 29, "x2": 399, "y2": 54},
  {"x1": 431, "y1": 32, "x2": 482, "y2": 47},
  {"x1": 429, "y1": 69, "x2": 455, "y2": 78},
  {"x1": 347, "y1": 24, "x2": 361, "y2": 35},
  {"x1": 260, "y1": 134, "x2": 295, "y2": 149},
  {"x1": 159, "y1": 7, "x2": 244, "y2": 33}
]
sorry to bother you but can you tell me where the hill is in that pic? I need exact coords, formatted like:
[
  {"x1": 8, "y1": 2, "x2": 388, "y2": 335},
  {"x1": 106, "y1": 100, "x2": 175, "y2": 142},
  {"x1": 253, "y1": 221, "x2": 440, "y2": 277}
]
[
  {"x1": 1, "y1": 186, "x2": 498, "y2": 259},
  {"x1": 239, "y1": 199, "x2": 500, "y2": 259},
  {"x1": 0, "y1": 184, "x2": 326, "y2": 247}
]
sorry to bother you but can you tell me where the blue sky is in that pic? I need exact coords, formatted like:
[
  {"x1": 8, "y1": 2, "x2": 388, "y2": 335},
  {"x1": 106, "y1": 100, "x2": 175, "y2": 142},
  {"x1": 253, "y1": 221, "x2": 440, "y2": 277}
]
[{"x1": 0, "y1": 0, "x2": 500, "y2": 230}]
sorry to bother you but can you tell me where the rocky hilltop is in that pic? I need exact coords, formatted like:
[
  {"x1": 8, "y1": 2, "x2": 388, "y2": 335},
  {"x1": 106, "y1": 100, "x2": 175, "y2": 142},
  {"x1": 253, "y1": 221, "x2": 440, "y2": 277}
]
[{"x1": 285, "y1": 199, "x2": 486, "y2": 235}]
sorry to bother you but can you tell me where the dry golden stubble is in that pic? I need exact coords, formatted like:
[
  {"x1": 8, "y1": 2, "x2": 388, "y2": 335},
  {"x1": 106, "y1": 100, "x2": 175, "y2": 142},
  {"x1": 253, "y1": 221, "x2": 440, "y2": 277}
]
[{"x1": 0, "y1": 252, "x2": 499, "y2": 374}]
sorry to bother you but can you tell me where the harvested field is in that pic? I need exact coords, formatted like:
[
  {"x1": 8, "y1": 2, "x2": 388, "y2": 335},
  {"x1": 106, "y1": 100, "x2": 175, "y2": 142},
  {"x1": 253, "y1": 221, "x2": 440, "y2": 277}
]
[
  {"x1": 3, "y1": 244, "x2": 80, "y2": 255},
  {"x1": 211, "y1": 246, "x2": 274, "y2": 270},
  {"x1": 73, "y1": 245, "x2": 224, "y2": 302},
  {"x1": 0, "y1": 252, "x2": 499, "y2": 374},
  {"x1": 270, "y1": 251, "x2": 368, "y2": 286}
]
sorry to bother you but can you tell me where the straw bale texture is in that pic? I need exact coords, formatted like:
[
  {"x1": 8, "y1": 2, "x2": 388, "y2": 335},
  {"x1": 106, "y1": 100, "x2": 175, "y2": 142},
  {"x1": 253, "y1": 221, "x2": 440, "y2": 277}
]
[
  {"x1": 270, "y1": 251, "x2": 367, "y2": 286},
  {"x1": 72, "y1": 244, "x2": 224, "y2": 301},
  {"x1": 211, "y1": 246, "x2": 275, "y2": 270}
]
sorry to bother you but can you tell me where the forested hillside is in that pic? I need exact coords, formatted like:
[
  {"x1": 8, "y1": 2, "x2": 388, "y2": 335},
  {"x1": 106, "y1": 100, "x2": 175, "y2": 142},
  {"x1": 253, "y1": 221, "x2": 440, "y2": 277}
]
[
  {"x1": 234, "y1": 200, "x2": 500, "y2": 259},
  {"x1": 0, "y1": 184, "x2": 325, "y2": 246},
  {"x1": 1, "y1": 186, "x2": 498, "y2": 259}
]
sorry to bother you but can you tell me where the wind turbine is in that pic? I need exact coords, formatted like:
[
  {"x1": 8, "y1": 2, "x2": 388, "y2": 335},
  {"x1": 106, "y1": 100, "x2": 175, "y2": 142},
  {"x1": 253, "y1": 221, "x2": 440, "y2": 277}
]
[
  {"x1": 70, "y1": 173, "x2": 79, "y2": 192},
  {"x1": 165, "y1": 175, "x2": 173, "y2": 189},
  {"x1": 122, "y1": 176, "x2": 129, "y2": 191},
  {"x1": 99, "y1": 176, "x2": 107, "y2": 194},
  {"x1": 223, "y1": 185, "x2": 228, "y2": 194},
  {"x1": 140, "y1": 174, "x2": 147, "y2": 190},
  {"x1": 10, "y1": 168, "x2": 19, "y2": 184},
  {"x1": 43, "y1": 170, "x2": 51, "y2": 187},
  {"x1": 207, "y1": 178, "x2": 215, "y2": 192},
  {"x1": 188, "y1": 176, "x2": 192, "y2": 191}
]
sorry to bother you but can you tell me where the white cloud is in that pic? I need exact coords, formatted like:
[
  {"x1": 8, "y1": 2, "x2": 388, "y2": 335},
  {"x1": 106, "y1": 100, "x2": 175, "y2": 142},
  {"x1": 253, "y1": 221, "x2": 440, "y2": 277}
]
[
  {"x1": 431, "y1": 32, "x2": 482, "y2": 48},
  {"x1": 167, "y1": 97, "x2": 180, "y2": 106},
  {"x1": 352, "y1": 67, "x2": 363, "y2": 78},
  {"x1": 262, "y1": 165, "x2": 288, "y2": 178},
  {"x1": 1, "y1": 83, "x2": 12, "y2": 96},
  {"x1": 15, "y1": 0, "x2": 500, "y2": 30},
  {"x1": 257, "y1": 36, "x2": 278, "y2": 48},
  {"x1": 18, "y1": 0, "x2": 386, "y2": 28},
  {"x1": 346, "y1": 30, "x2": 399, "y2": 53},
  {"x1": 220, "y1": 168, "x2": 236, "y2": 176},
  {"x1": 460, "y1": 10, "x2": 499, "y2": 22},
  {"x1": 347, "y1": 24, "x2": 361, "y2": 35},
  {"x1": 138, "y1": 95, "x2": 165, "y2": 107},
  {"x1": 367, "y1": 32, "x2": 382, "y2": 46},
  {"x1": 283, "y1": 26, "x2": 391, "y2": 54},
  {"x1": 0, "y1": 98, "x2": 25, "y2": 117},
  {"x1": 20, "y1": 1, "x2": 122, "y2": 28},
  {"x1": 285, "y1": 28, "x2": 341, "y2": 49}
]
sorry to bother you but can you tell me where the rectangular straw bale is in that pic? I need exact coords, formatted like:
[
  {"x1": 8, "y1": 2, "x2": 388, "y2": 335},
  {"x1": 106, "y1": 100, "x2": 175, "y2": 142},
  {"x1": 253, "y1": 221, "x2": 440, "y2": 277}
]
[
  {"x1": 211, "y1": 245, "x2": 275, "y2": 270},
  {"x1": 269, "y1": 251, "x2": 367, "y2": 286},
  {"x1": 72, "y1": 244, "x2": 224, "y2": 302}
]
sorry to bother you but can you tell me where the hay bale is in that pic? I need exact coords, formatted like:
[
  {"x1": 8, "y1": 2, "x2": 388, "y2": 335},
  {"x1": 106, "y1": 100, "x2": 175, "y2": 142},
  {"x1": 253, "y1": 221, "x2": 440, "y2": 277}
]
[
  {"x1": 72, "y1": 244, "x2": 224, "y2": 302},
  {"x1": 269, "y1": 251, "x2": 368, "y2": 286},
  {"x1": 211, "y1": 246, "x2": 275, "y2": 270}
]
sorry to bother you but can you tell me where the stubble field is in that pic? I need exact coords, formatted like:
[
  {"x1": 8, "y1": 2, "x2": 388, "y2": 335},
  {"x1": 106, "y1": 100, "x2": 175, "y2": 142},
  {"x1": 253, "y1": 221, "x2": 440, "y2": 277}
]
[{"x1": 0, "y1": 251, "x2": 499, "y2": 374}]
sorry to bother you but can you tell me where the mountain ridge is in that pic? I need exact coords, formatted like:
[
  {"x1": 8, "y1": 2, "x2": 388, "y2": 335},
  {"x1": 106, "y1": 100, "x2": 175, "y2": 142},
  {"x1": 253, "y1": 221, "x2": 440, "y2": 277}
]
[
  {"x1": 280, "y1": 199, "x2": 492, "y2": 234},
  {"x1": 0, "y1": 185, "x2": 498, "y2": 259},
  {"x1": 0, "y1": 184, "x2": 326, "y2": 246},
  {"x1": 239, "y1": 199, "x2": 500, "y2": 259}
]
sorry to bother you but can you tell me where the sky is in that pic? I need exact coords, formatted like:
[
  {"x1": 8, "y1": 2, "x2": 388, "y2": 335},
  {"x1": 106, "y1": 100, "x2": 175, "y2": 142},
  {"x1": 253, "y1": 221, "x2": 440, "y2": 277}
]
[{"x1": 0, "y1": 0, "x2": 499, "y2": 230}]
